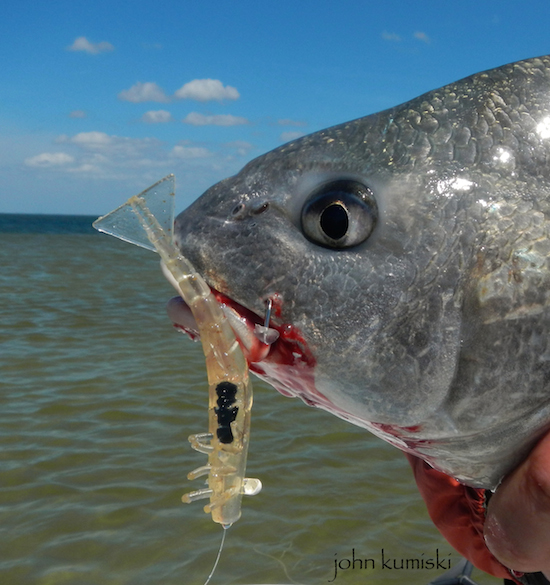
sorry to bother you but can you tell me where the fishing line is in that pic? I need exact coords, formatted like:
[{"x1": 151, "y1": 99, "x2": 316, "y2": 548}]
[{"x1": 203, "y1": 526, "x2": 228, "y2": 585}]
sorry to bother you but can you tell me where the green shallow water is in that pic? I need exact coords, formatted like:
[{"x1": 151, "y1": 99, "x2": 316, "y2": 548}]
[{"x1": 0, "y1": 229, "x2": 500, "y2": 585}]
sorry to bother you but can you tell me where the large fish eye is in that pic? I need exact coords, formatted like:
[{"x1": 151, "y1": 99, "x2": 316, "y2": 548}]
[{"x1": 301, "y1": 180, "x2": 378, "y2": 249}]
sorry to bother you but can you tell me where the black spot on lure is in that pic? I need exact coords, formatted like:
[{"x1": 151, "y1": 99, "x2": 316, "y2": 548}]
[{"x1": 215, "y1": 381, "x2": 238, "y2": 444}]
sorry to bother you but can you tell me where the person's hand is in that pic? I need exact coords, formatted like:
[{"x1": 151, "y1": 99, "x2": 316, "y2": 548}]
[{"x1": 484, "y1": 431, "x2": 550, "y2": 578}]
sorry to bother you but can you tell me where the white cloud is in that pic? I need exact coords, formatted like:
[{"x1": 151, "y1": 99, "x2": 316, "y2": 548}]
[
  {"x1": 414, "y1": 31, "x2": 431, "y2": 43},
  {"x1": 67, "y1": 133, "x2": 164, "y2": 164},
  {"x1": 69, "y1": 110, "x2": 87, "y2": 118},
  {"x1": 141, "y1": 110, "x2": 173, "y2": 123},
  {"x1": 183, "y1": 112, "x2": 248, "y2": 126},
  {"x1": 118, "y1": 82, "x2": 169, "y2": 103},
  {"x1": 67, "y1": 36, "x2": 114, "y2": 54},
  {"x1": 20, "y1": 130, "x2": 255, "y2": 198},
  {"x1": 382, "y1": 31, "x2": 401, "y2": 42},
  {"x1": 280, "y1": 131, "x2": 305, "y2": 143},
  {"x1": 67, "y1": 162, "x2": 103, "y2": 174},
  {"x1": 171, "y1": 145, "x2": 212, "y2": 159},
  {"x1": 174, "y1": 79, "x2": 240, "y2": 102},
  {"x1": 70, "y1": 131, "x2": 112, "y2": 148},
  {"x1": 44, "y1": 132, "x2": 162, "y2": 174},
  {"x1": 278, "y1": 118, "x2": 307, "y2": 127},
  {"x1": 24, "y1": 152, "x2": 75, "y2": 167}
]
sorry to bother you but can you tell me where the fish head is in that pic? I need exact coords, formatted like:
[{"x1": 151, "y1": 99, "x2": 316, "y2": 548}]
[
  {"x1": 174, "y1": 121, "x2": 470, "y2": 422},
  {"x1": 172, "y1": 56, "x2": 550, "y2": 488}
]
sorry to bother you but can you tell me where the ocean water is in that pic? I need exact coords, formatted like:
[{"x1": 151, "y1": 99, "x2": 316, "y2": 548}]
[{"x1": 0, "y1": 214, "x2": 500, "y2": 585}]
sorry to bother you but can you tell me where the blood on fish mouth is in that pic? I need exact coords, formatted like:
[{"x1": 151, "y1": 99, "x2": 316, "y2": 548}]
[{"x1": 165, "y1": 290, "x2": 342, "y2": 410}]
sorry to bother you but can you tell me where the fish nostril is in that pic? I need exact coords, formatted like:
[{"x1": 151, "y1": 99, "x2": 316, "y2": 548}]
[
  {"x1": 251, "y1": 202, "x2": 270, "y2": 215},
  {"x1": 230, "y1": 201, "x2": 269, "y2": 220},
  {"x1": 230, "y1": 202, "x2": 246, "y2": 218}
]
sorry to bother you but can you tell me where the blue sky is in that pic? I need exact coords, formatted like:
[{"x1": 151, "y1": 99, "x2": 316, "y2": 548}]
[{"x1": 2, "y1": 0, "x2": 550, "y2": 216}]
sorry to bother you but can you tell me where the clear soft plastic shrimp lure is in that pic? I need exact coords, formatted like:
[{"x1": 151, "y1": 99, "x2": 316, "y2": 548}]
[{"x1": 93, "y1": 174, "x2": 261, "y2": 528}]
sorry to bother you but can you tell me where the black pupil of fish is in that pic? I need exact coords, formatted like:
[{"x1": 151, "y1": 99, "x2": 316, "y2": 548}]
[
  {"x1": 215, "y1": 381, "x2": 238, "y2": 444},
  {"x1": 320, "y1": 203, "x2": 348, "y2": 240}
]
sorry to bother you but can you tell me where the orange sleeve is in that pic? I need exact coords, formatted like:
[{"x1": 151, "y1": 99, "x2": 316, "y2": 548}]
[{"x1": 406, "y1": 454, "x2": 521, "y2": 583}]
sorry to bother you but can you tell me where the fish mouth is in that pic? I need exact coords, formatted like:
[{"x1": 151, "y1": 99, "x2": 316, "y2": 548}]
[
  {"x1": 166, "y1": 290, "x2": 291, "y2": 365},
  {"x1": 164, "y1": 274, "x2": 333, "y2": 409}
]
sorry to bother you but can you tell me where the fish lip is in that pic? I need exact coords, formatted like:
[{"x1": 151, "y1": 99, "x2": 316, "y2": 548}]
[
  {"x1": 166, "y1": 290, "x2": 278, "y2": 360},
  {"x1": 160, "y1": 260, "x2": 270, "y2": 354},
  {"x1": 212, "y1": 289, "x2": 281, "y2": 363},
  {"x1": 166, "y1": 288, "x2": 314, "y2": 369}
]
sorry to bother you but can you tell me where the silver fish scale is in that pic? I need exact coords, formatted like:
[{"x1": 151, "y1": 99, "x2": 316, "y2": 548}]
[{"x1": 175, "y1": 55, "x2": 550, "y2": 488}]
